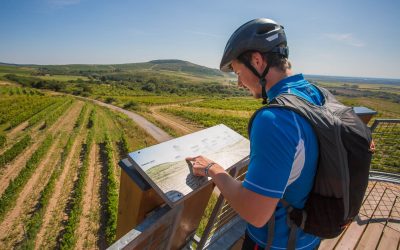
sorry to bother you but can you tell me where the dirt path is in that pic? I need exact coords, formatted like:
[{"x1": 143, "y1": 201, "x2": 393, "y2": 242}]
[
  {"x1": 147, "y1": 100, "x2": 212, "y2": 136},
  {"x1": 5, "y1": 121, "x2": 29, "y2": 142},
  {"x1": 5, "y1": 99, "x2": 71, "y2": 145},
  {"x1": 35, "y1": 136, "x2": 84, "y2": 250},
  {"x1": 149, "y1": 106, "x2": 197, "y2": 135},
  {"x1": 35, "y1": 104, "x2": 87, "y2": 250},
  {"x1": 0, "y1": 101, "x2": 82, "y2": 248},
  {"x1": 80, "y1": 97, "x2": 173, "y2": 143},
  {"x1": 0, "y1": 134, "x2": 61, "y2": 248},
  {"x1": 0, "y1": 81, "x2": 17, "y2": 86},
  {"x1": 75, "y1": 144, "x2": 102, "y2": 249},
  {"x1": 0, "y1": 139, "x2": 41, "y2": 195}
]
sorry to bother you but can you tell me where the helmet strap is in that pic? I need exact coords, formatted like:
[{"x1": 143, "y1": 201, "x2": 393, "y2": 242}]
[{"x1": 242, "y1": 60, "x2": 270, "y2": 105}]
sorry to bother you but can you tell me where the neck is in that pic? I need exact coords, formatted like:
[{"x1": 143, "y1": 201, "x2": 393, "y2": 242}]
[{"x1": 265, "y1": 67, "x2": 292, "y2": 92}]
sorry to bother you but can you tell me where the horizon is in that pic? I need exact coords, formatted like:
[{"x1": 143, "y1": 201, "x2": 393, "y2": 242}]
[
  {"x1": 1, "y1": 1, "x2": 399, "y2": 79},
  {"x1": 2, "y1": 59, "x2": 400, "y2": 81}
]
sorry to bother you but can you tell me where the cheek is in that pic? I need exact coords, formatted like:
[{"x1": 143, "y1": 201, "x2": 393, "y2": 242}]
[{"x1": 243, "y1": 73, "x2": 258, "y2": 87}]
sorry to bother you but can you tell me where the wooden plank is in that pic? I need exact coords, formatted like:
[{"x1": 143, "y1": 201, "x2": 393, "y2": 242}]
[
  {"x1": 382, "y1": 182, "x2": 400, "y2": 196},
  {"x1": 355, "y1": 184, "x2": 399, "y2": 250},
  {"x1": 335, "y1": 214, "x2": 369, "y2": 250},
  {"x1": 377, "y1": 226, "x2": 400, "y2": 250},
  {"x1": 116, "y1": 169, "x2": 164, "y2": 239},
  {"x1": 359, "y1": 182, "x2": 386, "y2": 218},
  {"x1": 318, "y1": 230, "x2": 345, "y2": 250},
  {"x1": 336, "y1": 182, "x2": 386, "y2": 249},
  {"x1": 355, "y1": 223, "x2": 385, "y2": 250},
  {"x1": 321, "y1": 180, "x2": 377, "y2": 250},
  {"x1": 387, "y1": 196, "x2": 400, "y2": 232},
  {"x1": 170, "y1": 182, "x2": 214, "y2": 249},
  {"x1": 109, "y1": 205, "x2": 182, "y2": 250},
  {"x1": 362, "y1": 181, "x2": 377, "y2": 204},
  {"x1": 364, "y1": 185, "x2": 397, "y2": 226}
]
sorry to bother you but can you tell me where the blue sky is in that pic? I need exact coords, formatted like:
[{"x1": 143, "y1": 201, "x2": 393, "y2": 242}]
[{"x1": 0, "y1": 0, "x2": 399, "y2": 78}]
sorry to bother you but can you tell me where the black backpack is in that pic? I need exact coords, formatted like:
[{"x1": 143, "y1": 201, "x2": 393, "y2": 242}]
[{"x1": 247, "y1": 85, "x2": 373, "y2": 249}]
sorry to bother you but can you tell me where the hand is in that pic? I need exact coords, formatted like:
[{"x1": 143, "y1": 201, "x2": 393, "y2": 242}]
[
  {"x1": 186, "y1": 155, "x2": 216, "y2": 177},
  {"x1": 370, "y1": 139, "x2": 376, "y2": 153}
]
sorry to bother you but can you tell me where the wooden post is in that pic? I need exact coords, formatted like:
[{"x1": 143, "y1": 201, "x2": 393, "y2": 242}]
[
  {"x1": 116, "y1": 158, "x2": 215, "y2": 249},
  {"x1": 116, "y1": 159, "x2": 164, "y2": 239},
  {"x1": 353, "y1": 106, "x2": 377, "y2": 125}
]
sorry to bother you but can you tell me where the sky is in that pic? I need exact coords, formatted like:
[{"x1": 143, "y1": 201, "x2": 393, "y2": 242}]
[{"x1": 0, "y1": 0, "x2": 399, "y2": 79}]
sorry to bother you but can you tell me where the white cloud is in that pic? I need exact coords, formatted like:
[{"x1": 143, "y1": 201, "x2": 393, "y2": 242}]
[{"x1": 324, "y1": 33, "x2": 365, "y2": 47}]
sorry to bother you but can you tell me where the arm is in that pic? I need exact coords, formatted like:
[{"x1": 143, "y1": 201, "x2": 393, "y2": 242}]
[{"x1": 186, "y1": 156, "x2": 279, "y2": 228}]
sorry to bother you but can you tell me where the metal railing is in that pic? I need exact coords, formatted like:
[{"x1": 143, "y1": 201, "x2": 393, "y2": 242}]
[
  {"x1": 369, "y1": 119, "x2": 400, "y2": 183},
  {"x1": 195, "y1": 119, "x2": 400, "y2": 249}
]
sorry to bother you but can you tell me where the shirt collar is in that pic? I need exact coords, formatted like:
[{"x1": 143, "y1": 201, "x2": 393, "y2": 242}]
[{"x1": 267, "y1": 74, "x2": 305, "y2": 101}]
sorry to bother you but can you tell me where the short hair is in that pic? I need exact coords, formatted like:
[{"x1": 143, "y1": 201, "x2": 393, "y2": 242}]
[{"x1": 237, "y1": 46, "x2": 291, "y2": 72}]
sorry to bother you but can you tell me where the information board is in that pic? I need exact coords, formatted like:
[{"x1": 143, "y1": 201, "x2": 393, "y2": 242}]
[{"x1": 128, "y1": 124, "x2": 250, "y2": 206}]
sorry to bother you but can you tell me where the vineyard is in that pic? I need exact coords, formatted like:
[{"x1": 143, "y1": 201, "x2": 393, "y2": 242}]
[
  {"x1": 0, "y1": 83, "x2": 156, "y2": 249},
  {"x1": 0, "y1": 72, "x2": 399, "y2": 249},
  {"x1": 150, "y1": 92, "x2": 400, "y2": 173}
]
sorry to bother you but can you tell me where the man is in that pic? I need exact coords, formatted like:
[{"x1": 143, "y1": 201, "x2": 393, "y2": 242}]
[{"x1": 186, "y1": 18, "x2": 322, "y2": 249}]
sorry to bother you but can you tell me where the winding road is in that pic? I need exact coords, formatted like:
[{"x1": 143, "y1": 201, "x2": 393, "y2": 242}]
[{"x1": 88, "y1": 99, "x2": 174, "y2": 143}]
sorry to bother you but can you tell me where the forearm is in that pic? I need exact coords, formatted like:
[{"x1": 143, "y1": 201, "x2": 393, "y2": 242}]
[
  {"x1": 186, "y1": 155, "x2": 278, "y2": 227},
  {"x1": 208, "y1": 165, "x2": 276, "y2": 227},
  {"x1": 208, "y1": 166, "x2": 243, "y2": 208}
]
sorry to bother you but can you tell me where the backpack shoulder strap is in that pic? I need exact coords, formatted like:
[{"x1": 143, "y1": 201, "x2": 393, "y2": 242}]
[{"x1": 248, "y1": 85, "x2": 328, "y2": 138}]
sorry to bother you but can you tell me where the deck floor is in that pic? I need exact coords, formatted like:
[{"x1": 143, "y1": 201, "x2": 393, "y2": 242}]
[
  {"x1": 230, "y1": 180, "x2": 400, "y2": 250},
  {"x1": 319, "y1": 180, "x2": 400, "y2": 250}
]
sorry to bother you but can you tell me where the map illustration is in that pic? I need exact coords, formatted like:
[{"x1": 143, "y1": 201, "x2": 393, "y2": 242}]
[{"x1": 128, "y1": 124, "x2": 250, "y2": 206}]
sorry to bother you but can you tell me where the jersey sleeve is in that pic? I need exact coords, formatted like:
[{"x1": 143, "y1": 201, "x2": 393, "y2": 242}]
[{"x1": 242, "y1": 108, "x2": 302, "y2": 199}]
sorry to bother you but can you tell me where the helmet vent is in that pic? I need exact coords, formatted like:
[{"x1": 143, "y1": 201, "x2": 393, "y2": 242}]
[{"x1": 256, "y1": 25, "x2": 276, "y2": 35}]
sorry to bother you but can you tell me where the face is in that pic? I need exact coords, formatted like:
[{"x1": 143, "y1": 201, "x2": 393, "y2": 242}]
[{"x1": 231, "y1": 59, "x2": 262, "y2": 98}]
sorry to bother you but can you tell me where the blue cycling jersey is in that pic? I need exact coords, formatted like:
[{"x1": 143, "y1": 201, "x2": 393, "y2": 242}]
[{"x1": 242, "y1": 74, "x2": 322, "y2": 249}]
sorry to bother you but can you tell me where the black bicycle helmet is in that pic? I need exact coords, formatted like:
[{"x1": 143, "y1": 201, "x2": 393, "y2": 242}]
[
  {"x1": 220, "y1": 18, "x2": 289, "y2": 104},
  {"x1": 220, "y1": 18, "x2": 288, "y2": 72}
]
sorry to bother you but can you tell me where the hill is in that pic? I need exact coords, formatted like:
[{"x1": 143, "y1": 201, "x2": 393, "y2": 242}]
[
  {"x1": 0, "y1": 60, "x2": 232, "y2": 80},
  {"x1": 0, "y1": 60, "x2": 245, "y2": 97}
]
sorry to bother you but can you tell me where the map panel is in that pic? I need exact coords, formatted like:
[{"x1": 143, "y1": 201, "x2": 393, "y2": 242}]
[{"x1": 128, "y1": 124, "x2": 250, "y2": 206}]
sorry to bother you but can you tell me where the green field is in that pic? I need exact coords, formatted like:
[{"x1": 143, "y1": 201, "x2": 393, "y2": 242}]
[
  {"x1": 37, "y1": 74, "x2": 90, "y2": 82},
  {"x1": 0, "y1": 84, "x2": 157, "y2": 249}
]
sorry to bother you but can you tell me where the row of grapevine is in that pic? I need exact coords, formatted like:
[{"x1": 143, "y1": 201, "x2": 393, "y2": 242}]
[
  {"x1": 42, "y1": 99, "x2": 74, "y2": 129},
  {"x1": 102, "y1": 134, "x2": 118, "y2": 245},
  {"x1": 184, "y1": 97, "x2": 259, "y2": 111},
  {"x1": 0, "y1": 96, "x2": 56, "y2": 129},
  {"x1": 59, "y1": 109, "x2": 96, "y2": 249},
  {"x1": 0, "y1": 135, "x2": 53, "y2": 221},
  {"x1": 0, "y1": 135, "x2": 31, "y2": 168},
  {"x1": 0, "y1": 134, "x2": 5, "y2": 149},
  {"x1": 74, "y1": 104, "x2": 88, "y2": 129},
  {"x1": 0, "y1": 86, "x2": 42, "y2": 96},
  {"x1": 161, "y1": 108, "x2": 249, "y2": 137},
  {"x1": 27, "y1": 98, "x2": 66, "y2": 127},
  {"x1": 86, "y1": 108, "x2": 96, "y2": 129},
  {"x1": 107, "y1": 95, "x2": 193, "y2": 107},
  {"x1": 119, "y1": 134, "x2": 130, "y2": 154},
  {"x1": 18, "y1": 104, "x2": 88, "y2": 249}
]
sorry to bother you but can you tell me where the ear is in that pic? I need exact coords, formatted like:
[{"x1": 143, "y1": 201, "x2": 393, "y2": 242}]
[{"x1": 251, "y1": 52, "x2": 267, "y2": 71}]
